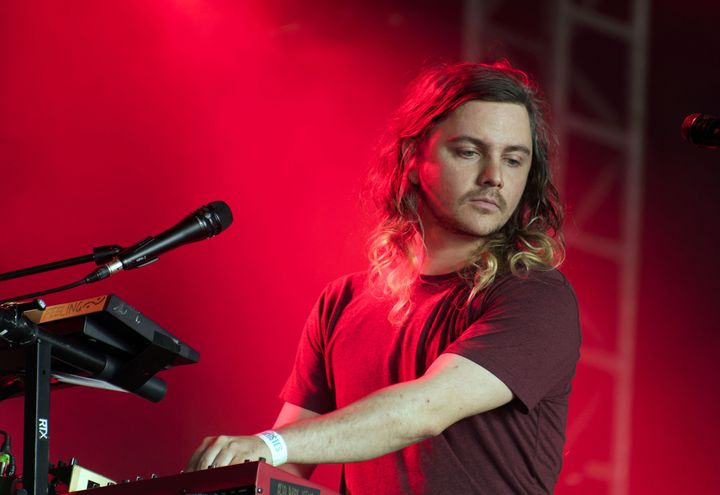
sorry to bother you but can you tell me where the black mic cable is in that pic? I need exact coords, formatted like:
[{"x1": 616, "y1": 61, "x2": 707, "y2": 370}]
[
  {"x1": 0, "y1": 245, "x2": 122, "y2": 282},
  {"x1": 0, "y1": 280, "x2": 87, "y2": 305}
]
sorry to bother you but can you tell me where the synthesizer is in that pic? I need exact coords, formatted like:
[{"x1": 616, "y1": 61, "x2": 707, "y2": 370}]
[{"x1": 70, "y1": 461, "x2": 340, "y2": 495}]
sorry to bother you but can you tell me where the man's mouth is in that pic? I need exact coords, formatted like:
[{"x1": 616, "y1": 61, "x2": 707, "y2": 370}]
[{"x1": 468, "y1": 196, "x2": 501, "y2": 210}]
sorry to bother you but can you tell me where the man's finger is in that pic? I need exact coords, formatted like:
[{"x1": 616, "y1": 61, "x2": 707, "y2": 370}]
[
  {"x1": 196, "y1": 436, "x2": 228, "y2": 471},
  {"x1": 212, "y1": 445, "x2": 238, "y2": 468},
  {"x1": 186, "y1": 436, "x2": 214, "y2": 472}
]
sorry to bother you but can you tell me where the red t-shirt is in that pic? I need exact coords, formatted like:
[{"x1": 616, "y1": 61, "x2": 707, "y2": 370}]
[{"x1": 281, "y1": 269, "x2": 581, "y2": 494}]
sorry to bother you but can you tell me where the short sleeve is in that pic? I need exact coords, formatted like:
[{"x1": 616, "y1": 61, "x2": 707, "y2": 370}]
[
  {"x1": 444, "y1": 270, "x2": 581, "y2": 412},
  {"x1": 280, "y1": 275, "x2": 357, "y2": 414}
]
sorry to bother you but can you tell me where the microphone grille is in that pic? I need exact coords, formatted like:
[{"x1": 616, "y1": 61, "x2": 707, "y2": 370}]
[{"x1": 207, "y1": 201, "x2": 234, "y2": 232}]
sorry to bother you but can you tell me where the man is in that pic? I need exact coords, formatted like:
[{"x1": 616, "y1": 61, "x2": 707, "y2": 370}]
[{"x1": 188, "y1": 62, "x2": 581, "y2": 494}]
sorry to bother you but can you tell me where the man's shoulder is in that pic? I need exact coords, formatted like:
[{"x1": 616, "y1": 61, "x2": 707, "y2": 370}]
[
  {"x1": 496, "y1": 267, "x2": 571, "y2": 286},
  {"x1": 316, "y1": 271, "x2": 370, "y2": 306},
  {"x1": 309, "y1": 272, "x2": 375, "y2": 329},
  {"x1": 488, "y1": 268, "x2": 576, "y2": 303},
  {"x1": 472, "y1": 268, "x2": 581, "y2": 343},
  {"x1": 323, "y1": 271, "x2": 368, "y2": 292}
]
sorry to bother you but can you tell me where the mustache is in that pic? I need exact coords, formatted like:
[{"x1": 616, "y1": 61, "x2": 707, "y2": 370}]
[{"x1": 461, "y1": 190, "x2": 507, "y2": 210}]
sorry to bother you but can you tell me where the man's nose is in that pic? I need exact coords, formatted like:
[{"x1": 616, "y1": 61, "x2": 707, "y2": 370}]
[{"x1": 477, "y1": 157, "x2": 503, "y2": 188}]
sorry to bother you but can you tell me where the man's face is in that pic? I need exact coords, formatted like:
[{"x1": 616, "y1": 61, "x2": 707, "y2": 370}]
[{"x1": 409, "y1": 100, "x2": 533, "y2": 240}]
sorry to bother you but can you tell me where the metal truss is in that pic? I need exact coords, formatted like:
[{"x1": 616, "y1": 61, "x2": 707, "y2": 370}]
[{"x1": 462, "y1": 1, "x2": 650, "y2": 493}]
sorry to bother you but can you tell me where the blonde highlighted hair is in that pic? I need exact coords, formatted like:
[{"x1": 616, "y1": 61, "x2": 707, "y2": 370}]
[{"x1": 366, "y1": 61, "x2": 565, "y2": 325}]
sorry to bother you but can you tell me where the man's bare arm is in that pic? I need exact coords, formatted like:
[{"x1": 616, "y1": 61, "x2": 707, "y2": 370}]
[
  {"x1": 273, "y1": 403, "x2": 319, "y2": 479},
  {"x1": 186, "y1": 353, "x2": 512, "y2": 470}
]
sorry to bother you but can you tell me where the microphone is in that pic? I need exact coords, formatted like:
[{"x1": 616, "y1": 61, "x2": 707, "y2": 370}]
[
  {"x1": 85, "y1": 201, "x2": 233, "y2": 283},
  {"x1": 681, "y1": 113, "x2": 720, "y2": 149}
]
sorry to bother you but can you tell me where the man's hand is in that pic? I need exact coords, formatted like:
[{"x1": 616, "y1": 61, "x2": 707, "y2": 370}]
[{"x1": 186, "y1": 435, "x2": 271, "y2": 471}]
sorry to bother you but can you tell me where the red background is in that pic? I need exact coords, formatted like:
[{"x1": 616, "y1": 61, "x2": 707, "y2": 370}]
[{"x1": 0, "y1": 1, "x2": 718, "y2": 493}]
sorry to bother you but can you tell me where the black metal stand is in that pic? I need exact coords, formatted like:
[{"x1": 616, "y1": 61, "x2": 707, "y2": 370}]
[
  {"x1": 0, "y1": 295, "x2": 199, "y2": 495},
  {"x1": 22, "y1": 340, "x2": 52, "y2": 495},
  {"x1": 0, "y1": 246, "x2": 121, "y2": 282},
  {"x1": 0, "y1": 245, "x2": 122, "y2": 305}
]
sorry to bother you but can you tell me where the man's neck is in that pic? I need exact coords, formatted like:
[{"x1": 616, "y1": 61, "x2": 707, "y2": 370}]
[{"x1": 420, "y1": 226, "x2": 485, "y2": 275}]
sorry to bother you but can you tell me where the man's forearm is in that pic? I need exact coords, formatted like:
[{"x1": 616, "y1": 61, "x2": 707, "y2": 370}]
[
  {"x1": 187, "y1": 379, "x2": 436, "y2": 471},
  {"x1": 277, "y1": 379, "x2": 438, "y2": 464}
]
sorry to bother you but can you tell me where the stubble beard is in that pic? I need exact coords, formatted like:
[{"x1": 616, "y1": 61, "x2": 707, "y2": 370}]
[{"x1": 420, "y1": 197, "x2": 510, "y2": 241}]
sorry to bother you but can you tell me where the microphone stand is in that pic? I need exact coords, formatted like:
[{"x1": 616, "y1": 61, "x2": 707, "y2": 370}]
[
  {"x1": 0, "y1": 246, "x2": 122, "y2": 305},
  {"x1": 0, "y1": 245, "x2": 122, "y2": 282}
]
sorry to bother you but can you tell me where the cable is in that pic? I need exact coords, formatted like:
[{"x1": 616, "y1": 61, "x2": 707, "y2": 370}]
[
  {"x1": 0, "y1": 245, "x2": 122, "y2": 282},
  {"x1": 0, "y1": 279, "x2": 86, "y2": 305}
]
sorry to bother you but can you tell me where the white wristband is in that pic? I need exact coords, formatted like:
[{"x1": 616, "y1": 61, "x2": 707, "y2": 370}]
[{"x1": 255, "y1": 430, "x2": 288, "y2": 466}]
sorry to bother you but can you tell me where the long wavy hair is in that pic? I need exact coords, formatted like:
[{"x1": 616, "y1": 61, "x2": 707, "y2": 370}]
[{"x1": 366, "y1": 61, "x2": 565, "y2": 325}]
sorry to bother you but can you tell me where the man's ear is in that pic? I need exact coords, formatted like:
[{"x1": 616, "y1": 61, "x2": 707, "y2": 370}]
[
  {"x1": 407, "y1": 166, "x2": 419, "y2": 185},
  {"x1": 402, "y1": 139, "x2": 419, "y2": 185}
]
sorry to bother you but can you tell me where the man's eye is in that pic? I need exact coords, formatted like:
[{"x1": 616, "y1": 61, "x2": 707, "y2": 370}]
[
  {"x1": 505, "y1": 157, "x2": 522, "y2": 167},
  {"x1": 456, "y1": 149, "x2": 478, "y2": 158}
]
